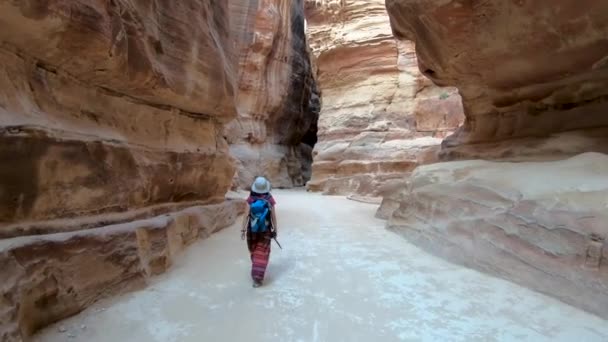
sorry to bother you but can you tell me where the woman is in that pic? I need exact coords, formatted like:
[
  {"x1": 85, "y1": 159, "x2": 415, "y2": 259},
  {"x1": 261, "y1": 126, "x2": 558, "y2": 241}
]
[{"x1": 241, "y1": 176, "x2": 278, "y2": 287}]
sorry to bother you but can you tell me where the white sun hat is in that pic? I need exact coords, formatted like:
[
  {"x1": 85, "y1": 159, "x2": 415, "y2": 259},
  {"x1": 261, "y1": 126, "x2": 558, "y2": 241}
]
[{"x1": 251, "y1": 176, "x2": 271, "y2": 194}]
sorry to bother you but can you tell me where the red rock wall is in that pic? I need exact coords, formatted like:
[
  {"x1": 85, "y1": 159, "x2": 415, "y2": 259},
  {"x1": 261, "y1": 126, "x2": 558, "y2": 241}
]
[
  {"x1": 385, "y1": 0, "x2": 608, "y2": 160},
  {"x1": 0, "y1": 1, "x2": 314, "y2": 339},
  {"x1": 0, "y1": 1, "x2": 238, "y2": 236},
  {"x1": 305, "y1": 0, "x2": 463, "y2": 196},
  {"x1": 383, "y1": 0, "x2": 608, "y2": 317},
  {"x1": 226, "y1": 0, "x2": 320, "y2": 190}
]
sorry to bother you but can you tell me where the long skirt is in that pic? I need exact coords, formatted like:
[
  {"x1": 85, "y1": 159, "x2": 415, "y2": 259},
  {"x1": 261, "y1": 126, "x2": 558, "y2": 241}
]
[{"x1": 247, "y1": 232, "x2": 272, "y2": 282}]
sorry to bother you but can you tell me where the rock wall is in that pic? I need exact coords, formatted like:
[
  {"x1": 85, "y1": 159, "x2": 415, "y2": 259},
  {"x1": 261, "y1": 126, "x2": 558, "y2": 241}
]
[
  {"x1": 0, "y1": 199, "x2": 245, "y2": 341},
  {"x1": 304, "y1": 0, "x2": 463, "y2": 196},
  {"x1": 387, "y1": 153, "x2": 608, "y2": 319},
  {"x1": 226, "y1": 0, "x2": 320, "y2": 190},
  {"x1": 383, "y1": 0, "x2": 608, "y2": 316},
  {"x1": 0, "y1": 1, "x2": 238, "y2": 236},
  {"x1": 385, "y1": 0, "x2": 608, "y2": 160},
  {"x1": 0, "y1": 1, "x2": 301, "y2": 339}
]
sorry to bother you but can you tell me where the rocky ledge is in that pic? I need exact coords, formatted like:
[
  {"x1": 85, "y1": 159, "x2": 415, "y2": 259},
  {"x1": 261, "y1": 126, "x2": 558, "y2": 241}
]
[{"x1": 385, "y1": 153, "x2": 608, "y2": 318}]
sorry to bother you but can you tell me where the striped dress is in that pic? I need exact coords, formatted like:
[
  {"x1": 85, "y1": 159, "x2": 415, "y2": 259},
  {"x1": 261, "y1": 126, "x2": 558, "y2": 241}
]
[{"x1": 246, "y1": 194, "x2": 276, "y2": 283}]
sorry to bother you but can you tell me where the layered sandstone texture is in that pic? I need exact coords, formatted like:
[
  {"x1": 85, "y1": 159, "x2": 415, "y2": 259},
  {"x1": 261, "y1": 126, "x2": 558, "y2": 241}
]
[
  {"x1": 386, "y1": 153, "x2": 608, "y2": 319},
  {"x1": 0, "y1": 1, "x2": 252, "y2": 340},
  {"x1": 226, "y1": 0, "x2": 320, "y2": 190},
  {"x1": 305, "y1": 0, "x2": 463, "y2": 196},
  {"x1": 380, "y1": 0, "x2": 608, "y2": 316},
  {"x1": 386, "y1": 0, "x2": 608, "y2": 160},
  {"x1": 0, "y1": 200, "x2": 245, "y2": 341},
  {"x1": 0, "y1": 1, "x2": 240, "y2": 235}
]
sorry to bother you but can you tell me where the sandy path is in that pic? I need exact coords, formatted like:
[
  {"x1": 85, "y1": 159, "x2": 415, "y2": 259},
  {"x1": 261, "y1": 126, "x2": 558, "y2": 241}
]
[{"x1": 35, "y1": 190, "x2": 608, "y2": 342}]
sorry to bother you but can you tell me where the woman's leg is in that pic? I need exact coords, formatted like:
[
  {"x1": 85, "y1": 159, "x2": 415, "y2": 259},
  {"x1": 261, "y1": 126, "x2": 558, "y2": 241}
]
[
  {"x1": 247, "y1": 233, "x2": 255, "y2": 255},
  {"x1": 251, "y1": 235, "x2": 271, "y2": 284}
]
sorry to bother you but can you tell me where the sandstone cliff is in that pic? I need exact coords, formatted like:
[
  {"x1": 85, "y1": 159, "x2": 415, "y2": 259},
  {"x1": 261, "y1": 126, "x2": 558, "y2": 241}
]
[
  {"x1": 383, "y1": 0, "x2": 608, "y2": 317},
  {"x1": 0, "y1": 1, "x2": 312, "y2": 340},
  {"x1": 386, "y1": 0, "x2": 608, "y2": 160},
  {"x1": 0, "y1": 1, "x2": 240, "y2": 235},
  {"x1": 226, "y1": 0, "x2": 320, "y2": 190},
  {"x1": 304, "y1": 0, "x2": 463, "y2": 196}
]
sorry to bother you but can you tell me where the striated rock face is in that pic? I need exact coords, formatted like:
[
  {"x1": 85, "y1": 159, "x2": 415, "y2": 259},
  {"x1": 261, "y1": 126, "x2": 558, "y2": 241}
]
[
  {"x1": 385, "y1": 0, "x2": 608, "y2": 160},
  {"x1": 0, "y1": 1, "x2": 238, "y2": 235},
  {"x1": 0, "y1": 200, "x2": 245, "y2": 341},
  {"x1": 0, "y1": 1, "x2": 280, "y2": 339},
  {"x1": 305, "y1": 0, "x2": 463, "y2": 196},
  {"x1": 387, "y1": 153, "x2": 608, "y2": 319},
  {"x1": 226, "y1": 0, "x2": 320, "y2": 190},
  {"x1": 379, "y1": 0, "x2": 608, "y2": 316}
]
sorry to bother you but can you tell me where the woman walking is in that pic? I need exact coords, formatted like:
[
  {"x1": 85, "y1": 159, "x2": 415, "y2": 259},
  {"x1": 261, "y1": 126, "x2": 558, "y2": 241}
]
[{"x1": 241, "y1": 176, "x2": 278, "y2": 287}]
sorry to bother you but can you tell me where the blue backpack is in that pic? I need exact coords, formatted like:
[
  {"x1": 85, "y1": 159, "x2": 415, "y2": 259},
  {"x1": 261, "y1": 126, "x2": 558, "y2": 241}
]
[{"x1": 249, "y1": 198, "x2": 271, "y2": 233}]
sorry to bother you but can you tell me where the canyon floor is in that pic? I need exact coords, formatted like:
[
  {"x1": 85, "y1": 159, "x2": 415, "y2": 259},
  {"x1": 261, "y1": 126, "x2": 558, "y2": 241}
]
[{"x1": 35, "y1": 190, "x2": 608, "y2": 342}]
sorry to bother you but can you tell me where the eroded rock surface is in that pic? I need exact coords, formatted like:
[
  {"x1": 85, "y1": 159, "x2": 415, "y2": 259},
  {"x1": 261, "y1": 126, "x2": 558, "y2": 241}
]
[
  {"x1": 386, "y1": 153, "x2": 608, "y2": 318},
  {"x1": 305, "y1": 0, "x2": 463, "y2": 196},
  {"x1": 0, "y1": 0, "x2": 286, "y2": 339},
  {"x1": 0, "y1": 1, "x2": 238, "y2": 234},
  {"x1": 385, "y1": 0, "x2": 608, "y2": 159},
  {"x1": 378, "y1": 0, "x2": 608, "y2": 317},
  {"x1": 0, "y1": 200, "x2": 245, "y2": 341},
  {"x1": 226, "y1": 0, "x2": 320, "y2": 189}
]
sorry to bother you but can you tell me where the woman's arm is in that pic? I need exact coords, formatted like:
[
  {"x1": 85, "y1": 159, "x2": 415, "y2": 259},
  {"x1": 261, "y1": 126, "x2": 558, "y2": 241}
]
[
  {"x1": 270, "y1": 208, "x2": 278, "y2": 234},
  {"x1": 241, "y1": 207, "x2": 249, "y2": 240}
]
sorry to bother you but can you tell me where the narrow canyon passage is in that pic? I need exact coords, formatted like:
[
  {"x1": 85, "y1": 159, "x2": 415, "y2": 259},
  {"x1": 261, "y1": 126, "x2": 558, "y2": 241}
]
[
  {"x1": 2, "y1": 1, "x2": 608, "y2": 341},
  {"x1": 35, "y1": 191, "x2": 608, "y2": 342}
]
